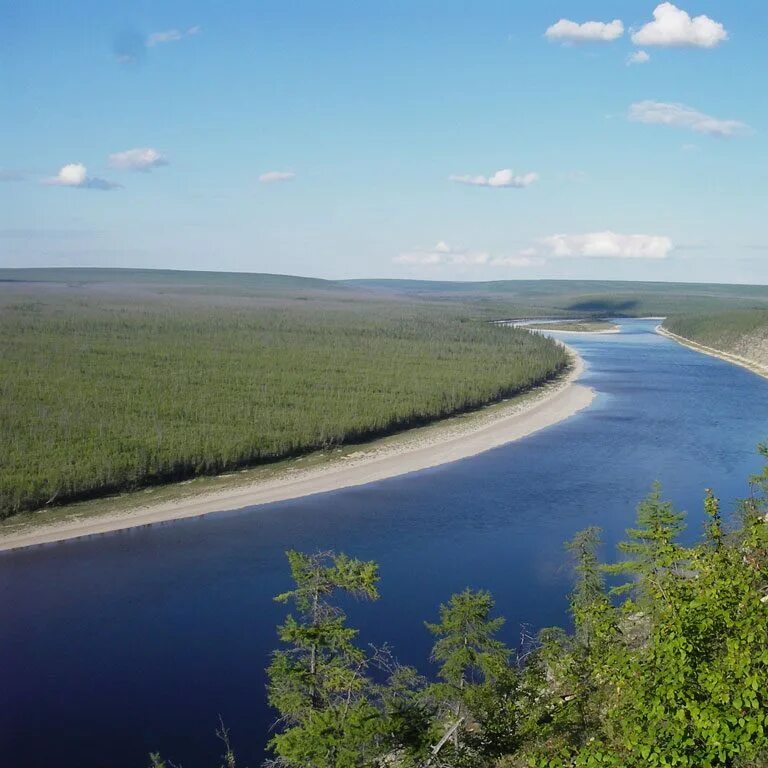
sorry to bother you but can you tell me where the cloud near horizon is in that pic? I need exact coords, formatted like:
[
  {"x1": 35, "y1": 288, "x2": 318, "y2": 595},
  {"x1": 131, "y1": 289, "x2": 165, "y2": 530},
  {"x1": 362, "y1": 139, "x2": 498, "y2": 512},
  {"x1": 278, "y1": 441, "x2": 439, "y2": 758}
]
[
  {"x1": 43, "y1": 163, "x2": 121, "y2": 191},
  {"x1": 394, "y1": 242, "x2": 542, "y2": 268},
  {"x1": 259, "y1": 171, "x2": 296, "y2": 184},
  {"x1": 631, "y1": 3, "x2": 727, "y2": 48},
  {"x1": 394, "y1": 233, "x2": 673, "y2": 269},
  {"x1": 629, "y1": 101, "x2": 748, "y2": 137},
  {"x1": 146, "y1": 26, "x2": 201, "y2": 48},
  {"x1": 109, "y1": 148, "x2": 168, "y2": 172},
  {"x1": 545, "y1": 18, "x2": 624, "y2": 43},
  {"x1": 449, "y1": 168, "x2": 538, "y2": 188},
  {"x1": 541, "y1": 231, "x2": 673, "y2": 260}
]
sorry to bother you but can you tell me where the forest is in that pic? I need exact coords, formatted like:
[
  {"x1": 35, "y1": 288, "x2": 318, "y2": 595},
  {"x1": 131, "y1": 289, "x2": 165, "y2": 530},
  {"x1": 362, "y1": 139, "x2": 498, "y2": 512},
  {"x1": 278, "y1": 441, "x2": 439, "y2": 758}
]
[
  {"x1": 664, "y1": 310, "x2": 768, "y2": 368},
  {"x1": 0, "y1": 281, "x2": 567, "y2": 518},
  {"x1": 4, "y1": 268, "x2": 768, "y2": 520},
  {"x1": 150, "y1": 451, "x2": 768, "y2": 768}
]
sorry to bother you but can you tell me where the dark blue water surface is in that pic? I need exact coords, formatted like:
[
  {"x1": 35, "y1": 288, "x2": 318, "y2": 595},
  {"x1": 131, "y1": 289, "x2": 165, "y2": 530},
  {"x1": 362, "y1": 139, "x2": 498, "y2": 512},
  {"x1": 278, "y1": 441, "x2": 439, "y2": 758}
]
[{"x1": 3, "y1": 320, "x2": 768, "y2": 768}]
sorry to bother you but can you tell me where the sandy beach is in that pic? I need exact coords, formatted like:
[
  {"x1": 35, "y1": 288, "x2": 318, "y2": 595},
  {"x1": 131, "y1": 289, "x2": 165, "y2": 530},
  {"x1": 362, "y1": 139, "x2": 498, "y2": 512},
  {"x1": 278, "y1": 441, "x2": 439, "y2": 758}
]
[
  {"x1": 0, "y1": 350, "x2": 594, "y2": 552},
  {"x1": 657, "y1": 325, "x2": 768, "y2": 380},
  {"x1": 532, "y1": 327, "x2": 620, "y2": 335},
  {"x1": 510, "y1": 321, "x2": 620, "y2": 335}
]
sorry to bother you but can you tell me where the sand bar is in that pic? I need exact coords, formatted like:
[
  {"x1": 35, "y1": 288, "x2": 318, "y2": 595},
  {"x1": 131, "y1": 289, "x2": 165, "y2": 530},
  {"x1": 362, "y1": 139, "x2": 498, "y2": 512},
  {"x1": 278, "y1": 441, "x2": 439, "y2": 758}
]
[{"x1": 0, "y1": 349, "x2": 594, "y2": 551}]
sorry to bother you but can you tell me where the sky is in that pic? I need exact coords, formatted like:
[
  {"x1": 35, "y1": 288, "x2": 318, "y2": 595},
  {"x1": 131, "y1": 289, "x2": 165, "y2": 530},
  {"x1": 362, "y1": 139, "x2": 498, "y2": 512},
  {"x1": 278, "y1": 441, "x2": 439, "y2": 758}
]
[{"x1": 1, "y1": 1, "x2": 767, "y2": 283}]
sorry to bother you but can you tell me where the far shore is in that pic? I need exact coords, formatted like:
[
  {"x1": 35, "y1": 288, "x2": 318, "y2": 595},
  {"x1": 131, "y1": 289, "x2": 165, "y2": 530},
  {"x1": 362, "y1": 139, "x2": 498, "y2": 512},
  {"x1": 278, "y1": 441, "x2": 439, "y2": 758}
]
[
  {"x1": 510, "y1": 320, "x2": 620, "y2": 335},
  {"x1": 656, "y1": 325, "x2": 768, "y2": 381},
  {"x1": 532, "y1": 327, "x2": 619, "y2": 335},
  {"x1": 0, "y1": 347, "x2": 594, "y2": 552}
]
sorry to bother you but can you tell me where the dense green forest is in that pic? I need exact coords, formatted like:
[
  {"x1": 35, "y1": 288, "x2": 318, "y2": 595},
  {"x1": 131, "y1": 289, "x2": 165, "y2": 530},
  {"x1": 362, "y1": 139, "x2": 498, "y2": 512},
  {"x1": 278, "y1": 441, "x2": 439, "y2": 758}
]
[
  {"x1": 664, "y1": 310, "x2": 768, "y2": 368},
  {"x1": 0, "y1": 281, "x2": 567, "y2": 518},
  {"x1": 151, "y1": 453, "x2": 768, "y2": 768},
  {"x1": 4, "y1": 268, "x2": 768, "y2": 520}
]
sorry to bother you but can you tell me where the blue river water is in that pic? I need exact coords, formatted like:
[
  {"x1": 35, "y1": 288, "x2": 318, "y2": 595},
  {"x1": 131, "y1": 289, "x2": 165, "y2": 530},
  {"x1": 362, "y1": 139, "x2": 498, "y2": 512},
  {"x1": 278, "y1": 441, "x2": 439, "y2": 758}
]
[{"x1": 2, "y1": 319, "x2": 768, "y2": 768}]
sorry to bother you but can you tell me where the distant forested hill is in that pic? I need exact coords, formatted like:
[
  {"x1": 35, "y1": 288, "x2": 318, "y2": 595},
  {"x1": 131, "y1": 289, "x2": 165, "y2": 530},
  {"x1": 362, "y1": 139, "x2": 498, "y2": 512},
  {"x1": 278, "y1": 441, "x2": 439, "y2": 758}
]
[{"x1": 347, "y1": 277, "x2": 768, "y2": 318}]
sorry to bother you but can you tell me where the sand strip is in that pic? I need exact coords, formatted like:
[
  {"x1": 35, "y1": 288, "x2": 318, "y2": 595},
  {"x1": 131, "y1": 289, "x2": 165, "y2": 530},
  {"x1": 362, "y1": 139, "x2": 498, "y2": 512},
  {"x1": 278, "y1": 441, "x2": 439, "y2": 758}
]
[
  {"x1": 0, "y1": 350, "x2": 594, "y2": 552},
  {"x1": 530, "y1": 327, "x2": 619, "y2": 335}
]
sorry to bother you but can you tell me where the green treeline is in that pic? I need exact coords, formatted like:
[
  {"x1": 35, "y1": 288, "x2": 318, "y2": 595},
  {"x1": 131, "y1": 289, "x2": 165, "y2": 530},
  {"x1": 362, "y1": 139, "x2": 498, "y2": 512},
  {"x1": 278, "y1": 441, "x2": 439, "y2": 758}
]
[
  {"x1": 0, "y1": 296, "x2": 567, "y2": 518},
  {"x1": 664, "y1": 310, "x2": 768, "y2": 368},
  {"x1": 152, "y1": 453, "x2": 768, "y2": 767}
]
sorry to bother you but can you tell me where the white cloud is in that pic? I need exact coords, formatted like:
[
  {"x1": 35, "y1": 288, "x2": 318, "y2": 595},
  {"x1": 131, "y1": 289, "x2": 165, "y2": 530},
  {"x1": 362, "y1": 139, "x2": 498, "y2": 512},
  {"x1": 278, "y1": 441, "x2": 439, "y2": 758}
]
[
  {"x1": 628, "y1": 100, "x2": 748, "y2": 137},
  {"x1": 108, "y1": 148, "x2": 168, "y2": 172},
  {"x1": 394, "y1": 242, "x2": 542, "y2": 268},
  {"x1": 631, "y1": 3, "x2": 727, "y2": 48},
  {"x1": 449, "y1": 168, "x2": 538, "y2": 188},
  {"x1": 394, "y1": 241, "x2": 489, "y2": 266},
  {"x1": 49, "y1": 163, "x2": 86, "y2": 187},
  {"x1": 541, "y1": 231, "x2": 673, "y2": 260},
  {"x1": 259, "y1": 170, "x2": 296, "y2": 184},
  {"x1": 395, "y1": 234, "x2": 674, "y2": 269},
  {"x1": 43, "y1": 163, "x2": 121, "y2": 191},
  {"x1": 627, "y1": 50, "x2": 650, "y2": 65},
  {"x1": 545, "y1": 18, "x2": 624, "y2": 43},
  {"x1": 146, "y1": 26, "x2": 200, "y2": 47}
]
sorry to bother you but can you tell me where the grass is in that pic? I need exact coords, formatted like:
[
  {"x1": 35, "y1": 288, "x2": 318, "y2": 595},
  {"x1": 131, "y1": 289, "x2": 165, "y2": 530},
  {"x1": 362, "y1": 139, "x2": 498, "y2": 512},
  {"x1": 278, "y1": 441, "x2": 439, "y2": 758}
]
[{"x1": 0, "y1": 277, "x2": 568, "y2": 518}]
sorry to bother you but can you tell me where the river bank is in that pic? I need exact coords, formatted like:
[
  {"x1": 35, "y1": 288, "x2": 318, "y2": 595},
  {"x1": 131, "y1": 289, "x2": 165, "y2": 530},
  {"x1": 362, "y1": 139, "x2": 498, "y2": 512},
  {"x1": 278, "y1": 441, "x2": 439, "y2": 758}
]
[
  {"x1": 0, "y1": 349, "x2": 593, "y2": 551},
  {"x1": 511, "y1": 320, "x2": 620, "y2": 334},
  {"x1": 656, "y1": 325, "x2": 768, "y2": 381}
]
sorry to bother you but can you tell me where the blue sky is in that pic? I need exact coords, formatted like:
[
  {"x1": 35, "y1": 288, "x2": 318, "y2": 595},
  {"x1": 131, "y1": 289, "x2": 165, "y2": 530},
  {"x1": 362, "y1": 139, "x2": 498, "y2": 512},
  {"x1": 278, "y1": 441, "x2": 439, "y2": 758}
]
[{"x1": 1, "y1": 1, "x2": 766, "y2": 283}]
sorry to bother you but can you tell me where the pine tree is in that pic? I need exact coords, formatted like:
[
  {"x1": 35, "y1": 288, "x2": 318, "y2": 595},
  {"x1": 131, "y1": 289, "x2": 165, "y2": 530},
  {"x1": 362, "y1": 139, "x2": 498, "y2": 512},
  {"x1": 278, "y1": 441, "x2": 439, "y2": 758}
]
[
  {"x1": 605, "y1": 482, "x2": 686, "y2": 604},
  {"x1": 266, "y1": 550, "x2": 385, "y2": 768},
  {"x1": 425, "y1": 589, "x2": 511, "y2": 765}
]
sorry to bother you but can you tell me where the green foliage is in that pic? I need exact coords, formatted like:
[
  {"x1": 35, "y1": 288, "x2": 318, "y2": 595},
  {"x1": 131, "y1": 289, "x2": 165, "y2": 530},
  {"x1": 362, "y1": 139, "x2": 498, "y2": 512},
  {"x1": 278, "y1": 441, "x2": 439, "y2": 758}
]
[
  {"x1": 603, "y1": 483, "x2": 686, "y2": 602},
  {"x1": 0, "y1": 288, "x2": 568, "y2": 518},
  {"x1": 425, "y1": 589, "x2": 514, "y2": 766},
  {"x1": 664, "y1": 309, "x2": 768, "y2": 368},
  {"x1": 265, "y1": 469, "x2": 768, "y2": 768},
  {"x1": 7, "y1": 268, "x2": 768, "y2": 521},
  {"x1": 378, "y1": 664, "x2": 441, "y2": 764},
  {"x1": 267, "y1": 550, "x2": 386, "y2": 767},
  {"x1": 426, "y1": 589, "x2": 510, "y2": 689},
  {"x1": 145, "y1": 451, "x2": 768, "y2": 767},
  {"x1": 528, "y1": 481, "x2": 768, "y2": 768}
]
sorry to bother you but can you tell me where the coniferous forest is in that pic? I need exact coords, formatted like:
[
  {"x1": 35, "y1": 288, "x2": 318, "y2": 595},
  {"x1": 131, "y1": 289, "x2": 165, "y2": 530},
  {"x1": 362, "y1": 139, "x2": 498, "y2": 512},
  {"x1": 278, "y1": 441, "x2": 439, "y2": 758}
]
[
  {"x1": 664, "y1": 311, "x2": 768, "y2": 368},
  {"x1": 0, "y1": 287, "x2": 567, "y2": 518},
  {"x1": 150, "y1": 453, "x2": 768, "y2": 768}
]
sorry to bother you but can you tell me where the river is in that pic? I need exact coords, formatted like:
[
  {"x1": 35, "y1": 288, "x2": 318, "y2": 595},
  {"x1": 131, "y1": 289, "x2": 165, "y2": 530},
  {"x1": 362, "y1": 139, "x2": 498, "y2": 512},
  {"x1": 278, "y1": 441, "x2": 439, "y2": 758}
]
[{"x1": 2, "y1": 319, "x2": 768, "y2": 767}]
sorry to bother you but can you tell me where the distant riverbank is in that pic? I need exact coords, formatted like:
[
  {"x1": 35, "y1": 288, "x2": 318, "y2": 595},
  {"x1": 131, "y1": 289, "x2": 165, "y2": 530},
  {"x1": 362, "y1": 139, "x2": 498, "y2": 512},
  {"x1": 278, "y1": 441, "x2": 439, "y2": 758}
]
[
  {"x1": 0, "y1": 348, "x2": 593, "y2": 551},
  {"x1": 511, "y1": 319, "x2": 620, "y2": 335},
  {"x1": 657, "y1": 325, "x2": 768, "y2": 380}
]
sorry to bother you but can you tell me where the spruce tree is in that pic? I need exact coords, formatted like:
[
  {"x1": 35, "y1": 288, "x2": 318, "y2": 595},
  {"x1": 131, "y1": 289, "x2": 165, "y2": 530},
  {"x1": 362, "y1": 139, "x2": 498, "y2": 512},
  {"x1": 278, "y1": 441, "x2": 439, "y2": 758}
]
[
  {"x1": 425, "y1": 589, "x2": 512, "y2": 765},
  {"x1": 266, "y1": 550, "x2": 385, "y2": 768},
  {"x1": 605, "y1": 482, "x2": 686, "y2": 604}
]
